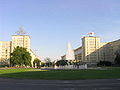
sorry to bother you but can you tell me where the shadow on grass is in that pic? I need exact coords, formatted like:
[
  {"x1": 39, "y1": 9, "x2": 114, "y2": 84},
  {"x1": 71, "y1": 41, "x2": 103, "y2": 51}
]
[{"x1": 0, "y1": 69, "x2": 120, "y2": 80}]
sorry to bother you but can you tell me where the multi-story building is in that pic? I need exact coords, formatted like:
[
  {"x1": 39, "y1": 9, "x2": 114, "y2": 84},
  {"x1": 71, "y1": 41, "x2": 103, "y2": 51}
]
[
  {"x1": 82, "y1": 35, "x2": 120, "y2": 63},
  {"x1": 61, "y1": 55, "x2": 66, "y2": 60},
  {"x1": 28, "y1": 49, "x2": 37, "y2": 66},
  {"x1": 11, "y1": 35, "x2": 30, "y2": 52},
  {"x1": 11, "y1": 34, "x2": 36, "y2": 66},
  {"x1": 61, "y1": 32, "x2": 120, "y2": 64},
  {"x1": 98, "y1": 42, "x2": 108, "y2": 61},
  {"x1": 74, "y1": 47, "x2": 82, "y2": 61},
  {"x1": 0, "y1": 29, "x2": 38, "y2": 66},
  {"x1": 0, "y1": 41, "x2": 11, "y2": 65},
  {"x1": 104, "y1": 39, "x2": 120, "y2": 62},
  {"x1": 82, "y1": 36, "x2": 101, "y2": 63}
]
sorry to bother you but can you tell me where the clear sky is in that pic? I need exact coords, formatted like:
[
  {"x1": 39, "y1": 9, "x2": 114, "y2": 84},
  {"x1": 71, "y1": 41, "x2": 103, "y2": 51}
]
[{"x1": 0, "y1": 0, "x2": 120, "y2": 60}]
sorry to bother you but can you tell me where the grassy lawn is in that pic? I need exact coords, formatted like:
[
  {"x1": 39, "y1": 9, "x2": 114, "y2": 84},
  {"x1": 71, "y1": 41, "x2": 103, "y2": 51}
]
[{"x1": 0, "y1": 67, "x2": 120, "y2": 80}]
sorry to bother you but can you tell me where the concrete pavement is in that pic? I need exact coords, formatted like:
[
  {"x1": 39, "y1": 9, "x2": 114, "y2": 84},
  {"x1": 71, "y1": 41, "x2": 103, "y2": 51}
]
[{"x1": 0, "y1": 78, "x2": 120, "y2": 90}]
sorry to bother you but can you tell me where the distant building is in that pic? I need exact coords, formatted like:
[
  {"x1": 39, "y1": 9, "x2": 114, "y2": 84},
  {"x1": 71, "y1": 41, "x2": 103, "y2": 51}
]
[
  {"x1": 82, "y1": 36, "x2": 107, "y2": 63},
  {"x1": 11, "y1": 35, "x2": 30, "y2": 52},
  {"x1": 74, "y1": 47, "x2": 82, "y2": 61},
  {"x1": 0, "y1": 41, "x2": 11, "y2": 65},
  {"x1": 61, "y1": 55, "x2": 66, "y2": 60},
  {"x1": 103, "y1": 39, "x2": 120, "y2": 62},
  {"x1": 61, "y1": 32, "x2": 120, "y2": 64},
  {"x1": 0, "y1": 28, "x2": 39, "y2": 66}
]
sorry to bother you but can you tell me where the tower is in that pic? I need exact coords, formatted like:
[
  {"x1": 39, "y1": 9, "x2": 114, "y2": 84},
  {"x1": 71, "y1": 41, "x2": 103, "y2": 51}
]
[
  {"x1": 82, "y1": 32, "x2": 100, "y2": 63},
  {"x1": 11, "y1": 28, "x2": 30, "y2": 52}
]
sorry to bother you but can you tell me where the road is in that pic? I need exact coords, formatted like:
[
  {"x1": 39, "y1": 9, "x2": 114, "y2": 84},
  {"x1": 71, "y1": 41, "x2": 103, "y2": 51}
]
[{"x1": 0, "y1": 78, "x2": 120, "y2": 90}]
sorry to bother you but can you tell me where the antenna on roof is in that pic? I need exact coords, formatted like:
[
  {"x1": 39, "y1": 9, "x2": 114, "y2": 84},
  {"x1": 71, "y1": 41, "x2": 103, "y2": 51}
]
[{"x1": 15, "y1": 27, "x2": 26, "y2": 35}]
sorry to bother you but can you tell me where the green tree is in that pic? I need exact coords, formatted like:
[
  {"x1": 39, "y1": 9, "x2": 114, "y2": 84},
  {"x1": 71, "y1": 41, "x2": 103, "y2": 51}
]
[
  {"x1": 44, "y1": 57, "x2": 52, "y2": 67},
  {"x1": 33, "y1": 58, "x2": 41, "y2": 68},
  {"x1": 10, "y1": 46, "x2": 31, "y2": 67},
  {"x1": 55, "y1": 60, "x2": 68, "y2": 67}
]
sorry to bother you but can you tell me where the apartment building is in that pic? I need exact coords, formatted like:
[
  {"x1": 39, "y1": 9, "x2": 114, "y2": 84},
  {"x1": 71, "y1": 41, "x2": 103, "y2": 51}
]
[
  {"x1": 104, "y1": 39, "x2": 120, "y2": 62},
  {"x1": 0, "y1": 41, "x2": 11, "y2": 65},
  {"x1": 0, "y1": 29, "x2": 38, "y2": 66},
  {"x1": 82, "y1": 36, "x2": 120, "y2": 63},
  {"x1": 61, "y1": 32, "x2": 120, "y2": 64},
  {"x1": 82, "y1": 36, "x2": 101, "y2": 63},
  {"x1": 11, "y1": 35, "x2": 30, "y2": 52},
  {"x1": 11, "y1": 35, "x2": 36, "y2": 66},
  {"x1": 74, "y1": 47, "x2": 82, "y2": 61}
]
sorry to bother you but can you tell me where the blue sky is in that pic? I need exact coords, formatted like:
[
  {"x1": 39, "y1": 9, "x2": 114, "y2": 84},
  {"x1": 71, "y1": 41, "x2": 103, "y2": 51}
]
[{"x1": 0, "y1": 0, "x2": 120, "y2": 60}]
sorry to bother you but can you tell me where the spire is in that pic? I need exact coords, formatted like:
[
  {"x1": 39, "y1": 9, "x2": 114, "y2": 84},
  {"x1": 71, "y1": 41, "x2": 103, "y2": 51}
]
[
  {"x1": 66, "y1": 42, "x2": 75, "y2": 60},
  {"x1": 15, "y1": 27, "x2": 26, "y2": 35}
]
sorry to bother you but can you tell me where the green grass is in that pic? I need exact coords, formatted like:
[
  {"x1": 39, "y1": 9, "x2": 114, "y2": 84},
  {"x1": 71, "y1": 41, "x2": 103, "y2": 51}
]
[{"x1": 0, "y1": 67, "x2": 120, "y2": 80}]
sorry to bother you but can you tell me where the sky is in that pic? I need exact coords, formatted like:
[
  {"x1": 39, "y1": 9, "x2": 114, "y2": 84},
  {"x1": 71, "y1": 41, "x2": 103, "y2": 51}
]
[{"x1": 0, "y1": 0, "x2": 120, "y2": 60}]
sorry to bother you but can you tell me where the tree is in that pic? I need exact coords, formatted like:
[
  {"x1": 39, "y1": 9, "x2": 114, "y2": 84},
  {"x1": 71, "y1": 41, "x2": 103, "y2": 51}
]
[
  {"x1": 10, "y1": 46, "x2": 31, "y2": 67},
  {"x1": 97, "y1": 61, "x2": 112, "y2": 66},
  {"x1": 33, "y1": 58, "x2": 41, "y2": 68},
  {"x1": 44, "y1": 57, "x2": 52, "y2": 67},
  {"x1": 55, "y1": 60, "x2": 68, "y2": 67},
  {"x1": 41, "y1": 62, "x2": 45, "y2": 67},
  {"x1": 115, "y1": 49, "x2": 120, "y2": 66}
]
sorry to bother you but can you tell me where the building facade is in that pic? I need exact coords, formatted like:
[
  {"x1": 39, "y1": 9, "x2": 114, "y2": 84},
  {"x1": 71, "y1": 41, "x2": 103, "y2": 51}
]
[
  {"x1": 61, "y1": 33, "x2": 120, "y2": 64},
  {"x1": 74, "y1": 47, "x2": 82, "y2": 61},
  {"x1": 0, "y1": 41, "x2": 11, "y2": 65},
  {"x1": 0, "y1": 29, "x2": 38, "y2": 66},
  {"x1": 11, "y1": 35, "x2": 30, "y2": 52},
  {"x1": 103, "y1": 39, "x2": 120, "y2": 62},
  {"x1": 82, "y1": 36, "x2": 120, "y2": 63},
  {"x1": 82, "y1": 36, "x2": 101, "y2": 63}
]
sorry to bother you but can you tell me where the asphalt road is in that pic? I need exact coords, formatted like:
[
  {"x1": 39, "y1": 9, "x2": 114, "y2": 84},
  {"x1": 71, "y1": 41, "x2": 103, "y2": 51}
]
[{"x1": 0, "y1": 78, "x2": 120, "y2": 90}]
